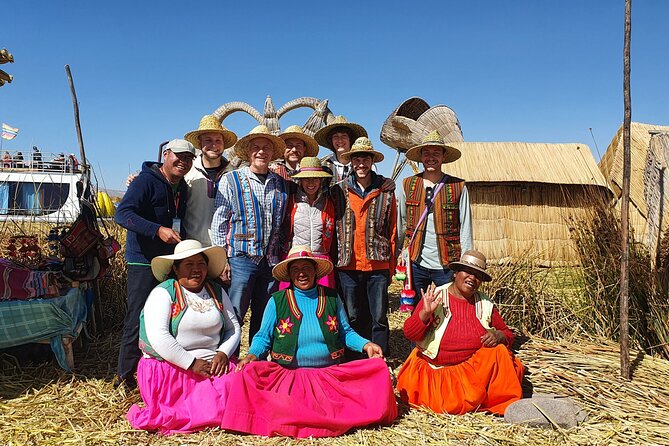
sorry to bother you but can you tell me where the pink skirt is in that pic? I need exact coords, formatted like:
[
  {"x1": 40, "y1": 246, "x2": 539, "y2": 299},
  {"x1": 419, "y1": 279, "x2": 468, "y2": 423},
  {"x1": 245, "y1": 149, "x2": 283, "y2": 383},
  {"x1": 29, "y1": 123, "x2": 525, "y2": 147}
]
[
  {"x1": 220, "y1": 358, "x2": 398, "y2": 438},
  {"x1": 127, "y1": 356, "x2": 236, "y2": 435}
]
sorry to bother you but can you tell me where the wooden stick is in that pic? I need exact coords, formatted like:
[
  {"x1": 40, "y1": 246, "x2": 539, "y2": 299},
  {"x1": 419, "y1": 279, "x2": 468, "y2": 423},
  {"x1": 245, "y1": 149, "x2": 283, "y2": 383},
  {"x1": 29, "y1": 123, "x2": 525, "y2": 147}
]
[
  {"x1": 65, "y1": 65, "x2": 87, "y2": 168},
  {"x1": 620, "y1": 0, "x2": 632, "y2": 380}
]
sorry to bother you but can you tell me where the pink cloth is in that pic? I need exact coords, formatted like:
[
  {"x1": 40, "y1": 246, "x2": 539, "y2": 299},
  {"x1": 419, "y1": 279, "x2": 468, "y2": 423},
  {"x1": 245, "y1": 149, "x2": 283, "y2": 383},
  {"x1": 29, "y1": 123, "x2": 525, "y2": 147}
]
[
  {"x1": 127, "y1": 356, "x2": 237, "y2": 435},
  {"x1": 221, "y1": 358, "x2": 397, "y2": 438}
]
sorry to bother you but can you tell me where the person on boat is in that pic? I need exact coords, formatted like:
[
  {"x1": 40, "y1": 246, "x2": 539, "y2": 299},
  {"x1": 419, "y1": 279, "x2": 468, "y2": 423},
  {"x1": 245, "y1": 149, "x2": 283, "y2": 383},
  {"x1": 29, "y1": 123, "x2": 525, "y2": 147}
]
[
  {"x1": 50, "y1": 152, "x2": 66, "y2": 171},
  {"x1": 31, "y1": 146, "x2": 42, "y2": 170},
  {"x1": 397, "y1": 130, "x2": 473, "y2": 311},
  {"x1": 220, "y1": 246, "x2": 397, "y2": 438},
  {"x1": 329, "y1": 137, "x2": 397, "y2": 358},
  {"x1": 269, "y1": 125, "x2": 319, "y2": 181},
  {"x1": 182, "y1": 115, "x2": 238, "y2": 245},
  {"x1": 396, "y1": 249, "x2": 525, "y2": 415},
  {"x1": 2, "y1": 151, "x2": 11, "y2": 168},
  {"x1": 210, "y1": 125, "x2": 288, "y2": 349},
  {"x1": 280, "y1": 157, "x2": 335, "y2": 288},
  {"x1": 127, "y1": 239, "x2": 240, "y2": 434},
  {"x1": 13, "y1": 151, "x2": 24, "y2": 168},
  {"x1": 114, "y1": 139, "x2": 195, "y2": 390}
]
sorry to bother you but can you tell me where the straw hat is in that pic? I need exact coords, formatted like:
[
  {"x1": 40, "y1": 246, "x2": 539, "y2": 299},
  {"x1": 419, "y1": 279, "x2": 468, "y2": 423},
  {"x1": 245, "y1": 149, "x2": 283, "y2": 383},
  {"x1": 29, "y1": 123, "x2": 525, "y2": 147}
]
[
  {"x1": 290, "y1": 156, "x2": 332, "y2": 179},
  {"x1": 448, "y1": 249, "x2": 492, "y2": 282},
  {"x1": 405, "y1": 130, "x2": 461, "y2": 163},
  {"x1": 234, "y1": 125, "x2": 285, "y2": 162},
  {"x1": 150, "y1": 239, "x2": 227, "y2": 282},
  {"x1": 184, "y1": 115, "x2": 238, "y2": 150},
  {"x1": 314, "y1": 116, "x2": 368, "y2": 151},
  {"x1": 272, "y1": 246, "x2": 333, "y2": 283},
  {"x1": 280, "y1": 125, "x2": 319, "y2": 157},
  {"x1": 339, "y1": 137, "x2": 385, "y2": 163}
]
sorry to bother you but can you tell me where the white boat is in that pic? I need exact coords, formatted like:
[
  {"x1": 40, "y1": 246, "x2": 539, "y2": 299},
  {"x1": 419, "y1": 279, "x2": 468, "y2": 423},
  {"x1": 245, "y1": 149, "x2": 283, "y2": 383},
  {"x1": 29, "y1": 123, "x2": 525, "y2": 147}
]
[{"x1": 0, "y1": 148, "x2": 83, "y2": 223}]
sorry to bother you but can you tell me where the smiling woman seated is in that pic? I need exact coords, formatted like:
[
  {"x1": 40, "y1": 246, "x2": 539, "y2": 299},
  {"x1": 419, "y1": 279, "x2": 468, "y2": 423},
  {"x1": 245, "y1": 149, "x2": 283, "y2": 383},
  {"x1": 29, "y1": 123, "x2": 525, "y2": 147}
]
[
  {"x1": 220, "y1": 246, "x2": 398, "y2": 438},
  {"x1": 126, "y1": 240, "x2": 240, "y2": 435},
  {"x1": 396, "y1": 250, "x2": 524, "y2": 416}
]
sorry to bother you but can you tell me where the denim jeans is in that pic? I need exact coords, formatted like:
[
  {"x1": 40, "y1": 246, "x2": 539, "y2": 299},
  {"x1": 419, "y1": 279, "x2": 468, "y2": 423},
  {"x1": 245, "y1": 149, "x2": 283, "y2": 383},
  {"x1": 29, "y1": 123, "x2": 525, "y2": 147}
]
[
  {"x1": 411, "y1": 261, "x2": 454, "y2": 301},
  {"x1": 117, "y1": 264, "x2": 158, "y2": 381},
  {"x1": 337, "y1": 269, "x2": 390, "y2": 355},
  {"x1": 228, "y1": 255, "x2": 276, "y2": 347}
]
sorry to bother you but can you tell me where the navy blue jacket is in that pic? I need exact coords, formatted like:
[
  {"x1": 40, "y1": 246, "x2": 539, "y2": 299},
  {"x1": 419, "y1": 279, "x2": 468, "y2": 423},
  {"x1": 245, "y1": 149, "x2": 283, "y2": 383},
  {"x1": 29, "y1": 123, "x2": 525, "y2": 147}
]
[{"x1": 115, "y1": 161, "x2": 188, "y2": 263}]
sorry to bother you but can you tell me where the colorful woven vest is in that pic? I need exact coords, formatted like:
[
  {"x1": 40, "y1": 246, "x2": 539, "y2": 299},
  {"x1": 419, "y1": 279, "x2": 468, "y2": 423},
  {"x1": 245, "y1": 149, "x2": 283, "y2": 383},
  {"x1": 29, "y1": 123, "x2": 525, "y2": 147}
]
[
  {"x1": 403, "y1": 174, "x2": 464, "y2": 266},
  {"x1": 270, "y1": 286, "x2": 344, "y2": 365},
  {"x1": 138, "y1": 279, "x2": 226, "y2": 360}
]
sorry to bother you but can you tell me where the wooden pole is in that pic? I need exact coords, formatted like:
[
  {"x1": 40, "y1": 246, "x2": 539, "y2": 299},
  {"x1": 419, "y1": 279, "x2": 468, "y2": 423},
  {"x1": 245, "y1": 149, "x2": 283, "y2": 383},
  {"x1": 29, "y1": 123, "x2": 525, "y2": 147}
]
[
  {"x1": 65, "y1": 65, "x2": 87, "y2": 168},
  {"x1": 620, "y1": 0, "x2": 632, "y2": 380}
]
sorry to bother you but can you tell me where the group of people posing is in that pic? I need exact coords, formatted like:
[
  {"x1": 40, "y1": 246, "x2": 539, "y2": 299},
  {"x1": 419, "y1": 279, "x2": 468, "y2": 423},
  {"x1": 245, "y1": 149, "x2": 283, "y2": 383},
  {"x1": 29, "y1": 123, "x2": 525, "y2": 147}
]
[{"x1": 114, "y1": 114, "x2": 525, "y2": 437}]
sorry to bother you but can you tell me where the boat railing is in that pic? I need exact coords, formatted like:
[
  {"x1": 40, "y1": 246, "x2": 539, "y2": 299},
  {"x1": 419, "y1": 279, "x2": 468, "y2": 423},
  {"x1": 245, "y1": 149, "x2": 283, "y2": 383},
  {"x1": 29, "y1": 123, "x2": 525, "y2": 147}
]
[{"x1": 0, "y1": 149, "x2": 81, "y2": 174}]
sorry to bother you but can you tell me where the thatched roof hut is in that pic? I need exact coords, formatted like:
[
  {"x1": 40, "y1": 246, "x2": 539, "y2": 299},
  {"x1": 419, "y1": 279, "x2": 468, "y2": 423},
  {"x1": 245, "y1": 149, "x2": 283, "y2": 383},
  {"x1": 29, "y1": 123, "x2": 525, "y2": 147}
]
[
  {"x1": 599, "y1": 122, "x2": 669, "y2": 262},
  {"x1": 445, "y1": 142, "x2": 612, "y2": 266}
]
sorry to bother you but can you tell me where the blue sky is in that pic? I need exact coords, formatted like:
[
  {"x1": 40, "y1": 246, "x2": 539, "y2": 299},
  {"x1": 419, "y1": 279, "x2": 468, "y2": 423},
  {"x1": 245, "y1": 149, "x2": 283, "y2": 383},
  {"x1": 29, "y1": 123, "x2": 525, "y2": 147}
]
[{"x1": 1, "y1": 1, "x2": 667, "y2": 191}]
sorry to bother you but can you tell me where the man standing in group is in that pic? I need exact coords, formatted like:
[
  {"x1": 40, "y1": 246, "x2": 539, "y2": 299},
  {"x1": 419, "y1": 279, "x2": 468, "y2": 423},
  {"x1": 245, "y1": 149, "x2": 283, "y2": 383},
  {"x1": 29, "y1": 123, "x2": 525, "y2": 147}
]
[
  {"x1": 114, "y1": 139, "x2": 195, "y2": 389},
  {"x1": 397, "y1": 130, "x2": 473, "y2": 300},
  {"x1": 331, "y1": 137, "x2": 397, "y2": 357},
  {"x1": 314, "y1": 116, "x2": 368, "y2": 185},
  {"x1": 269, "y1": 125, "x2": 319, "y2": 181},
  {"x1": 183, "y1": 115, "x2": 238, "y2": 244},
  {"x1": 211, "y1": 125, "x2": 288, "y2": 345}
]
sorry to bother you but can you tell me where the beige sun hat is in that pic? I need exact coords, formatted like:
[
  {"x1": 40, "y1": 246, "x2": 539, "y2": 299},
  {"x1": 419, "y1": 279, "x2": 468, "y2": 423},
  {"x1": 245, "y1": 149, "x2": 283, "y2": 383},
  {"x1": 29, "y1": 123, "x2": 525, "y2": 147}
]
[
  {"x1": 279, "y1": 125, "x2": 319, "y2": 157},
  {"x1": 234, "y1": 125, "x2": 286, "y2": 162},
  {"x1": 313, "y1": 116, "x2": 368, "y2": 151},
  {"x1": 272, "y1": 245, "x2": 333, "y2": 283},
  {"x1": 290, "y1": 156, "x2": 332, "y2": 179},
  {"x1": 184, "y1": 115, "x2": 238, "y2": 150},
  {"x1": 150, "y1": 239, "x2": 227, "y2": 282},
  {"x1": 339, "y1": 137, "x2": 385, "y2": 163},
  {"x1": 405, "y1": 130, "x2": 461, "y2": 163},
  {"x1": 448, "y1": 249, "x2": 492, "y2": 282}
]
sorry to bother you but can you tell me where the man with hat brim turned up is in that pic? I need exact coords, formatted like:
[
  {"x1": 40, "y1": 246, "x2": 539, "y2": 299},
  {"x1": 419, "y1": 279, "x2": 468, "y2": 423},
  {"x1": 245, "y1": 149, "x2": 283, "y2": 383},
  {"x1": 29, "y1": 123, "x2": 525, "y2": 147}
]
[
  {"x1": 182, "y1": 115, "x2": 238, "y2": 245},
  {"x1": 221, "y1": 246, "x2": 397, "y2": 438},
  {"x1": 397, "y1": 130, "x2": 473, "y2": 311},
  {"x1": 114, "y1": 139, "x2": 196, "y2": 389},
  {"x1": 396, "y1": 250, "x2": 524, "y2": 415},
  {"x1": 330, "y1": 137, "x2": 397, "y2": 358},
  {"x1": 270, "y1": 125, "x2": 320, "y2": 181},
  {"x1": 211, "y1": 125, "x2": 289, "y2": 347}
]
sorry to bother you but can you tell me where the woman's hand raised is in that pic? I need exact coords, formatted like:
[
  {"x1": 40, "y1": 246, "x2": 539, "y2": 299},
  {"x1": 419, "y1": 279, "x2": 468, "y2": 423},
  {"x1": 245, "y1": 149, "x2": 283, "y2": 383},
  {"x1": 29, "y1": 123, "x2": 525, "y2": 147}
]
[{"x1": 418, "y1": 284, "x2": 442, "y2": 323}]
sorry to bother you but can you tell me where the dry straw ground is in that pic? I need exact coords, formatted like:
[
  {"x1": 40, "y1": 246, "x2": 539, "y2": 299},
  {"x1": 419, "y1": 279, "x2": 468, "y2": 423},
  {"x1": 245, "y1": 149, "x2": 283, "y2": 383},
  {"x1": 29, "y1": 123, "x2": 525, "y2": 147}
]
[{"x1": 2, "y1": 218, "x2": 669, "y2": 445}]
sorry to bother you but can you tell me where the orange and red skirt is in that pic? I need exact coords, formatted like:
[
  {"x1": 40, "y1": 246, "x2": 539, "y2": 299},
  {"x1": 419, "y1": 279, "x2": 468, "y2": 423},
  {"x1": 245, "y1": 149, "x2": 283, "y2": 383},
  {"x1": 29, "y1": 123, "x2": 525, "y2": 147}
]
[{"x1": 396, "y1": 345, "x2": 524, "y2": 415}]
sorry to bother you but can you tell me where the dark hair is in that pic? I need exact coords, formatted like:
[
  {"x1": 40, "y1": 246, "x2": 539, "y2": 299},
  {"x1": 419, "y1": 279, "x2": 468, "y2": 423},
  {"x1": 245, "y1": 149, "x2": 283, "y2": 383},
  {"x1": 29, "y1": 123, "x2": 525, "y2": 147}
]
[
  {"x1": 170, "y1": 253, "x2": 209, "y2": 278},
  {"x1": 327, "y1": 127, "x2": 355, "y2": 145}
]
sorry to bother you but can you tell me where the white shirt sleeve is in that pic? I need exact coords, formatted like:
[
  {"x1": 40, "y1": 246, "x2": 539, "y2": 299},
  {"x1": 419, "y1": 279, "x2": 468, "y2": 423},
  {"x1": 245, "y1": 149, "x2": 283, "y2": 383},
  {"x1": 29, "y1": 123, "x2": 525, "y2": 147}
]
[
  {"x1": 216, "y1": 288, "x2": 241, "y2": 357},
  {"x1": 143, "y1": 287, "x2": 195, "y2": 370},
  {"x1": 459, "y1": 185, "x2": 474, "y2": 252}
]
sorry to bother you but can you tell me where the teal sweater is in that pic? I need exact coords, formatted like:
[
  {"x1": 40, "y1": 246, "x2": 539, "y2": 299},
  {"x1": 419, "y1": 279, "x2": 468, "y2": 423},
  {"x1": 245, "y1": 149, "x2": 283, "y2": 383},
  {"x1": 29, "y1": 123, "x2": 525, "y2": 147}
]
[{"x1": 250, "y1": 287, "x2": 368, "y2": 367}]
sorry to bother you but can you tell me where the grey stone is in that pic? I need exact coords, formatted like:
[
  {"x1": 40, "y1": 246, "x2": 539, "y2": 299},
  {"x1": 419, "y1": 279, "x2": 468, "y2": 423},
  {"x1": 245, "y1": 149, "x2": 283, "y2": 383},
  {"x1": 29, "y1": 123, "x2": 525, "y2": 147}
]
[{"x1": 504, "y1": 396, "x2": 587, "y2": 428}]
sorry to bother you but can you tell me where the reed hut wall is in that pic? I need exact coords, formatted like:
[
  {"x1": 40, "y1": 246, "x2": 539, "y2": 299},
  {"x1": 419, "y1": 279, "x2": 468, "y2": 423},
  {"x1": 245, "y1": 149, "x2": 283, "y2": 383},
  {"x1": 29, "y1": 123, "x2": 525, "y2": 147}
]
[
  {"x1": 599, "y1": 122, "x2": 669, "y2": 255},
  {"x1": 445, "y1": 142, "x2": 612, "y2": 266}
]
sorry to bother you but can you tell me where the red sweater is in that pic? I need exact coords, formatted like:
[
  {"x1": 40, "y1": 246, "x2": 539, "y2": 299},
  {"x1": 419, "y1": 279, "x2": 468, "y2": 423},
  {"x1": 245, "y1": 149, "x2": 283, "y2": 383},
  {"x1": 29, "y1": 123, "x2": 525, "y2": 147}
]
[{"x1": 404, "y1": 293, "x2": 514, "y2": 366}]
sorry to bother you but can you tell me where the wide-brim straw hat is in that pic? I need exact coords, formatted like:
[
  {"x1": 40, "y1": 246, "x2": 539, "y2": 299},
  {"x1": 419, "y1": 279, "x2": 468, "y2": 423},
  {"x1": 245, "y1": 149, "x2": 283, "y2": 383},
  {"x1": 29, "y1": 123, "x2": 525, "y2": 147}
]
[
  {"x1": 184, "y1": 115, "x2": 238, "y2": 149},
  {"x1": 339, "y1": 137, "x2": 384, "y2": 163},
  {"x1": 151, "y1": 239, "x2": 227, "y2": 282},
  {"x1": 405, "y1": 130, "x2": 461, "y2": 163},
  {"x1": 290, "y1": 156, "x2": 332, "y2": 179},
  {"x1": 235, "y1": 124, "x2": 285, "y2": 162},
  {"x1": 314, "y1": 116, "x2": 368, "y2": 151},
  {"x1": 449, "y1": 249, "x2": 492, "y2": 282},
  {"x1": 280, "y1": 125, "x2": 319, "y2": 157},
  {"x1": 272, "y1": 246, "x2": 333, "y2": 283}
]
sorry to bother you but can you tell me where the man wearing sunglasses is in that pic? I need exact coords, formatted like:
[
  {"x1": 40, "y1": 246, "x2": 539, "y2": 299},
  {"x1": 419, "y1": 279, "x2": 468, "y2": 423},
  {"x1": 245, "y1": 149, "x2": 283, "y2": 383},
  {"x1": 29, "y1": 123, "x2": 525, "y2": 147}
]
[
  {"x1": 397, "y1": 131, "x2": 473, "y2": 304},
  {"x1": 183, "y1": 115, "x2": 238, "y2": 245}
]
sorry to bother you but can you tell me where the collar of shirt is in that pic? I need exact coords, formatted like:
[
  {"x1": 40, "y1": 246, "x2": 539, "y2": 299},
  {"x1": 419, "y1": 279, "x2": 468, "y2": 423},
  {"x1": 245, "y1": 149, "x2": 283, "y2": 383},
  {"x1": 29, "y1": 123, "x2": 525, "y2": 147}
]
[{"x1": 346, "y1": 170, "x2": 381, "y2": 198}]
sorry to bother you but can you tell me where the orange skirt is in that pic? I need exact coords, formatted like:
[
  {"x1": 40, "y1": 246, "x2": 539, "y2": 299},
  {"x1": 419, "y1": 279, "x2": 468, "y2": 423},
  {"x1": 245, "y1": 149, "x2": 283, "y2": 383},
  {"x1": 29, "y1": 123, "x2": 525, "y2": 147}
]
[{"x1": 396, "y1": 345, "x2": 524, "y2": 415}]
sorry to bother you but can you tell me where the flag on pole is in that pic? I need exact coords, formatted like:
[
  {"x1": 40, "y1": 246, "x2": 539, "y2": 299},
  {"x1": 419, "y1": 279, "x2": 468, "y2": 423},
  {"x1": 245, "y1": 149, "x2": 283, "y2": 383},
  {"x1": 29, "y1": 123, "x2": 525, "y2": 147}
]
[{"x1": 1, "y1": 123, "x2": 19, "y2": 140}]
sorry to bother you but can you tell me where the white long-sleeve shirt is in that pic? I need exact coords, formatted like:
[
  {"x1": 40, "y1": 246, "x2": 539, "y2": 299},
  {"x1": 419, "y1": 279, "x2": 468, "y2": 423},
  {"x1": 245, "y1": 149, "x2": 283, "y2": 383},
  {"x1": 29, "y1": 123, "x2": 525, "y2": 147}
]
[{"x1": 143, "y1": 285, "x2": 241, "y2": 370}]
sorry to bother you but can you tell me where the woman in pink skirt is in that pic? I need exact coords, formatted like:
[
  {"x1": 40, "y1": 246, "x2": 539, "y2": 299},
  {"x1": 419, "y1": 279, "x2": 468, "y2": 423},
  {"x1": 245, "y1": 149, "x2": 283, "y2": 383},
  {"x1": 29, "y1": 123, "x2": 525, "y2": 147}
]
[
  {"x1": 126, "y1": 240, "x2": 240, "y2": 435},
  {"x1": 221, "y1": 246, "x2": 397, "y2": 438}
]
